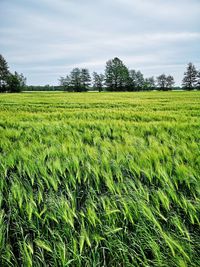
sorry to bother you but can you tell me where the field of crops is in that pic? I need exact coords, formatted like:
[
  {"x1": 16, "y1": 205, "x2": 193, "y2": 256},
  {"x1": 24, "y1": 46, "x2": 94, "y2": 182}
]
[{"x1": 0, "y1": 91, "x2": 200, "y2": 266}]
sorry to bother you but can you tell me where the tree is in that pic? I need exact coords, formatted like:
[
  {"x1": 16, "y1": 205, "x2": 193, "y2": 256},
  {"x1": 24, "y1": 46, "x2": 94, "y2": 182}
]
[
  {"x1": 59, "y1": 75, "x2": 73, "y2": 91},
  {"x1": 15, "y1": 72, "x2": 26, "y2": 90},
  {"x1": 182, "y1": 63, "x2": 197, "y2": 90},
  {"x1": 0, "y1": 54, "x2": 10, "y2": 92},
  {"x1": 59, "y1": 68, "x2": 91, "y2": 92},
  {"x1": 166, "y1": 75, "x2": 175, "y2": 90},
  {"x1": 129, "y1": 70, "x2": 145, "y2": 91},
  {"x1": 93, "y1": 72, "x2": 104, "y2": 92},
  {"x1": 59, "y1": 76, "x2": 67, "y2": 89},
  {"x1": 69, "y1": 68, "x2": 91, "y2": 92},
  {"x1": 70, "y1": 68, "x2": 82, "y2": 91},
  {"x1": 129, "y1": 70, "x2": 137, "y2": 90},
  {"x1": 105, "y1": 57, "x2": 130, "y2": 91},
  {"x1": 7, "y1": 72, "x2": 21, "y2": 92},
  {"x1": 81, "y1": 68, "x2": 91, "y2": 91},
  {"x1": 195, "y1": 70, "x2": 200, "y2": 90},
  {"x1": 0, "y1": 55, "x2": 26, "y2": 93},
  {"x1": 136, "y1": 71, "x2": 145, "y2": 89},
  {"x1": 144, "y1": 77, "x2": 155, "y2": 90},
  {"x1": 156, "y1": 74, "x2": 175, "y2": 90},
  {"x1": 156, "y1": 74, "x2": 167, "y2": 90}
]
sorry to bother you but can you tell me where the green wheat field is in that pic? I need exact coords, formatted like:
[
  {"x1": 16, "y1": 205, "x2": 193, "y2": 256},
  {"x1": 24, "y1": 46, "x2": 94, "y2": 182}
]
[{"x1": 0, "y1": 91, "x2": 200, "y2": 266}]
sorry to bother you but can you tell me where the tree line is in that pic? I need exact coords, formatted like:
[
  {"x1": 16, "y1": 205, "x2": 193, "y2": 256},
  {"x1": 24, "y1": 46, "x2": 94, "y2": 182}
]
[
  {"x1": 59, "y1": 58, "x2": 200, "y2": 92},
  {"x1": 0, "y1": 54, "x2": 200, "y2": 92}
]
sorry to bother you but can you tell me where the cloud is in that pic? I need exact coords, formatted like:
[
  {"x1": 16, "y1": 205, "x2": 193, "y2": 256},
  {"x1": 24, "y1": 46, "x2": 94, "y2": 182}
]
[{"x1": 0, "y1": 0, "x2": 200, "y2": 85}]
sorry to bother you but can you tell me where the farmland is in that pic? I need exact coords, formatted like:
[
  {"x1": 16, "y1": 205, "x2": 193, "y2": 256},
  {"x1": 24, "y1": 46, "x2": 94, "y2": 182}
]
[{"x1": 0, "y1": 91, "x2": 200, "y2": 266}]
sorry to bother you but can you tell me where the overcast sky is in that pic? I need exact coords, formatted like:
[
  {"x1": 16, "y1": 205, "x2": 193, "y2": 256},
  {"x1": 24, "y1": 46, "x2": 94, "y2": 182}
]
[{"x1": 0, "y1": 0, "x2": 200, "y2": 85}]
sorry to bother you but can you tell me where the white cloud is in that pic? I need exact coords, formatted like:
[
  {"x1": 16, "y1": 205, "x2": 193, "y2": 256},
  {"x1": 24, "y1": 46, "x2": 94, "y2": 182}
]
[{"x1": 0, "y1": 0, "x2": 199, "y2": 85}]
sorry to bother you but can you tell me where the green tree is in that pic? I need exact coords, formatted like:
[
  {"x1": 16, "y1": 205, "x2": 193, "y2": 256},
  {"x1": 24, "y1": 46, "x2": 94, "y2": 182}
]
[
  {"x1": 195, "y1": 70, "x2": 200, "y2": 90},
  {"x1": 129, "y1": 70, "x2": 145, "y2": 91},
  {"x1": 59, "y1": 68, "x2": 91, "y2": 92},
  {"x1": 156, "y1": 74, "x2": 175, "y2": 90},
  {"x1": 182, "y1": 63, "x2": 197, "y2": 90},
  {"x1": 166, "y1": 75, "x2": 175, "y2": 90},
  {"x1": 136, "y1": 71, "x2": 145, "y2": 89},
  {"x1": 7, "y1": 72, "x2": 21, "y2": 92},
  {"x1": 59, "y1": 75, "x2": 73, "y2": 91},
  {"x1": 81, "y1": 68, "x2": 91, "y2": 91},
  {"x1": 70, "y1": 68, "x2": 82, "y2": 91},
  {"x1": 144, "y1": 77, "x2": 155, "y2": 90},
  {"x1": 0, "y1": 54, "x2": 10, "y2": 92},
  {"x1": 105, "y1": 57, "x2": 130, "y2": 91},
  {"x1": 15, "y1": 72, "x2": 26, "y2": 90},
  {"x1": 129, "y1": 70, "x2": 137, "y2": 90},
  {"x1": 0, "y1": 55, "x2": 26, "y2": 93},
  {"x1": 93, "y1": 72, "x2": 104, "y2": 92},
  {"x1": 156, "y1": 74, "x2": 167, "y2": 90}
]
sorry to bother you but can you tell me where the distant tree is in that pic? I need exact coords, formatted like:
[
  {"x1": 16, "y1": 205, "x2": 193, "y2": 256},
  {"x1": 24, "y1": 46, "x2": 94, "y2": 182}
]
[
  {"x1": 70, "y1": 68, "x2": 82, "y2": 91},
  {"x1": 7, "y1": 72, "x2": 22, "y2": 92},
  {"x1": 129, "y1": 70, "x2": 137, "y2": 90},
  {"x1": 157, "y1": 74, "x2": 175, "y2": 90},
  {"x1": 105, "y1": 59, "x2": 114, "y2": 90},
  {"x1": 136, "y1": 71, "x2": 145, "y2": 89},
  {"x1": 59, "y1": 68, "x2": 91, "y2": 92},
  {"x1": 129, "y1": 70, "x2": 145, "y2": 91},
  {"x1": 93, "y1": 72, "x2": 104, "y2": 92},
  {"x1": 166, "y1": 75, "x2": 175, "y2": 90},
  {"x1": 156, "y1": 74, "x2": 167, "y2": 90},
  {"x1": 27, "y1": 85, "x2": 62, "y2": 91},
  {"x1": 16, "y1": 72, "x2": 26, "y2": 90},
  {"x1": 195, "y1": 70, "x2": 200, "y2": 90},
  {"x1": 59, "y1": 76, "x2": 66, "y2": 88},
  {"x1": 157, "y1": 74, "x2": 175, "y2": 91},
  {"x1": 59, "y1": 75, "x2": 73, "y2": 91},
  {"x1": 144, "y1": 77, "x2": 155, "y2": 90},
  {"x1": 0, "y1": 54, "x2": 10, "y2": 92},
  {"x1": 81, "y1": 68, "x2": 91, "y2": 91},
  {"x1": 105, "y1": 57, "x2": 130, "y2": 91},
  {"x1": 182, "y1": 63, "x2": 197, "y2": 90}
]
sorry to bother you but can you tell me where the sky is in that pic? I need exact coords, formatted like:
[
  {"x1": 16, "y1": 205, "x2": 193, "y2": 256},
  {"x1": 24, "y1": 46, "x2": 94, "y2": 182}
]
[{"x1": 0, "y1": 0, "x2": 200, "y2": 86}]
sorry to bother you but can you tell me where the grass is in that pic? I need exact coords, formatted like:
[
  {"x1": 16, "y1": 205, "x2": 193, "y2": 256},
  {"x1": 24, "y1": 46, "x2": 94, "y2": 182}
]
[{"x1": 0, "y1": 91, "x2": 200, "y2": 266}]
